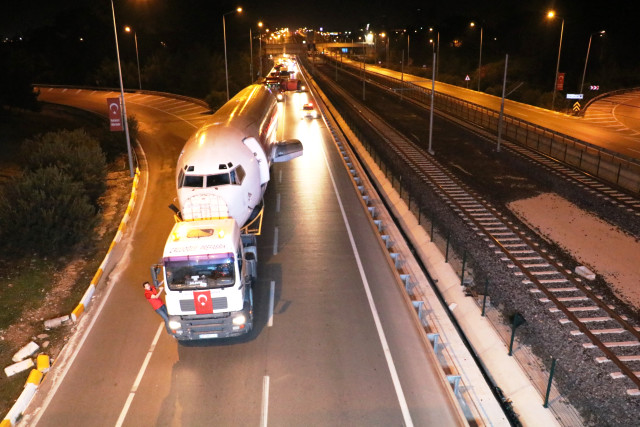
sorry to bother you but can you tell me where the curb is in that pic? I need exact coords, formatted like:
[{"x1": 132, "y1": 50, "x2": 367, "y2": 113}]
[{"x1": 1, "y1": 167, "x2": 141, "y2": 427}]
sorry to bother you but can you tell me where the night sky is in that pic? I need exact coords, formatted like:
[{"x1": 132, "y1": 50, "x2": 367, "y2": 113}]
[{"x1": 3, "y1": 0, "x2": 640, "y2": 93}]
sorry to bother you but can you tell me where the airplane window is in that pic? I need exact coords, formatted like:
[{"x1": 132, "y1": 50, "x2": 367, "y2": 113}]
[
  {"x1": 183, "y1": 175, "x2": 204, "y2": 188},
  {"x1": 177, "y1": 170, "x2": 185, "y2": 188},
  {"x1": 206, "y1": 173, "x2": 231, "y2": 187},
  {"x1": 230, "y1": 166, "x2": 245, "y2": 185}
]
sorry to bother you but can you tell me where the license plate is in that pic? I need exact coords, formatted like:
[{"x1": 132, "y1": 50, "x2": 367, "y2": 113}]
[{"x1": 199, "y1": 333, "x2": 218, "y2": 339}]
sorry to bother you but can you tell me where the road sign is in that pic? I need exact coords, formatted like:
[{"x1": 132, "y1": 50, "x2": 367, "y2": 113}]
[
  {"x1": 590, "y1": 85, "x2": 600, "y2": 91},
  {"x1": 566, "y1": 94, "x2": 584, "y2": 99},
  {"x1": 573, "y1": 102, "x2": 581, "y2": 112},
  {"x1": 465, "y1": 75, "x2": 470, "y2": 81}
]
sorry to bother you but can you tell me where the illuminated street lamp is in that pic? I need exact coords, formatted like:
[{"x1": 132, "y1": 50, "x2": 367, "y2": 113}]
[
  {"x1": 380, "y1": 32, "x2": 388, "y2": 68},
  {"x1": 470, "y1": 22, "x2": 483, "y2": 91},
  {"x1": 124, "y1": 26, "x2": 141, "y2": 90},
  {"x1": 258, "y1": 21, "x2": 263, "y2": 78},
  {"x1": 223, "y1": 7, "x2": 243, "y2": 101},
  {"x1": 580, "y1": 30, "x2": 605, "y2": 94},
  {"x1": 547, "y1": 10, "x2": 564, "y2": 110},
  {"x1": 110, "y1": 0, "x2": 134, "y2": 178},
  {"x1": 429, "y1": 27, "x2": 440, "y2": 81}
]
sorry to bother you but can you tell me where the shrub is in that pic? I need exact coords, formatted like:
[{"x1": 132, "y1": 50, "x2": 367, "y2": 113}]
[
  {"x1": 0, "y1": 166, "x2": 97, "y2": 256},
  {"x1": 101, "y1": 115, "x2": 138, "y2": 164},
  {"x1": 21, "y1": 129, "x2": 106, "y2": 206}
]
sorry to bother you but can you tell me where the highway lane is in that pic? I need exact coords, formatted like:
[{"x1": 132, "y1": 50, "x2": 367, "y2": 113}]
[
  {"x1": 25, "y1": 88, "x2": 464, "y2": 426},
  {"x1": 331, "y1": 57, "x2": 640, "y2": 160}
]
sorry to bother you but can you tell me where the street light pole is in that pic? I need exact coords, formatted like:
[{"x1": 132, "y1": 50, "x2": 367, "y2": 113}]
[
  {"x1": 580, "y1": 30, "x2": 605, "y2": 94},
  {"x1": 429, "y1": 28, "x2": 440, "y2": 81},
  {"x1": 548, "y1": 11, "x2": 564, "y2": 111},
  {"x1": 249, "y1": 27, "x2": 253, "y2": 83},
  {"x1": 470, "y1": 22, "x2": 483, "y2": 91},
  {"x1": 110, "y1": 0, "x2": 134, "y2": 178},
  {"x1": 258, "y1": 22, "x2": 263, "y2": 78},
  {"x1": 223, "y1": 7, "x2": 242, "y2": 101},
  {"x1": 124, "y1": 26, "x2": 141, "y2": 90}
]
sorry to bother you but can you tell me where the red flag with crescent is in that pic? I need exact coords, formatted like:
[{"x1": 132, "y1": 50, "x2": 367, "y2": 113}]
[
  {"x1": 107, "y1": 97, "x2": 123, "y2": 131},
  {"x1": 194, "y1": 291, "x2": 213, "y2": 314}
]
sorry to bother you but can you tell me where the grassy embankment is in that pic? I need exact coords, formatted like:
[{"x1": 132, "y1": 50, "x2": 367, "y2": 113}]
[{"x1": 0, "y1": 104, "x2": 132, "y2": 415}]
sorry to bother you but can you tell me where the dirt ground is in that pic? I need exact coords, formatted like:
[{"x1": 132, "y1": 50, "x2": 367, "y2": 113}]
[
  {"x1": 1, "y1": 167, "x2": 130, "y2": 365},
  {"x1": 508, "y1": 193, "x2": 640, "y2": 308}
]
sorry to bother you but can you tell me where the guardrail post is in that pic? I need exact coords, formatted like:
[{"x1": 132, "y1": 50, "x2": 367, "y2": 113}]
[
  {"x1": 445, "y1": 232, "x2": 451, "y2": 263},
  {"x1": 543, "y1": 357, "x2": 558, "y2": 408},
  {"x1": 508, "y1": 313, "x2": 526, "y2": 356},
  {"x1": 430, "y1": 216, "x2": 434, "y2": 242},
  {"x1": 481, "y1": 279, "x2": 489, "y2": 316},
  {"x1": 447, "y1": 375, "x2": 461, "y2": 396},
  {"x1": 460, "y1": 251, "x2": 467, "y2": 286}
]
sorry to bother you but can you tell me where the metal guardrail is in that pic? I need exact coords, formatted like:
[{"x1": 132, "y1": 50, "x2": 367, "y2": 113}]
[{"x1": 324, "y1": 57, "x2": 640, "y2": 193}]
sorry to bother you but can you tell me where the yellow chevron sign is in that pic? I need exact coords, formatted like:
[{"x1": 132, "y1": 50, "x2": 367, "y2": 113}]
[{"x1": 573, "y1": 102, "x2": 581, "y2": 112}]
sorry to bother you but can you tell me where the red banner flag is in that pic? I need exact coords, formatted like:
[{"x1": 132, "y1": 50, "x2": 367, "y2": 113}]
[
  {"x1": 194, "y1": 291, "x2": 213, "y2": 314},
  {"x1": 107, "y1": 97, "x2": 123, "y2": 131},
  {"x1": 556, "y1": 73, "x2": 565, "y2": 91}
]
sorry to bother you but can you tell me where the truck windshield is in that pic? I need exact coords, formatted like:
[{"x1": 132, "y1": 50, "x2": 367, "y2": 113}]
[{"x1": 164, "y1": 253, "x2": 236, "y2": 291}]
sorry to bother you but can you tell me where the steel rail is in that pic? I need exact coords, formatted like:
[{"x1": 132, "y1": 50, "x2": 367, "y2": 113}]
[{"x1": 314, "y1": 65, "x2": 640, "y2": 393}]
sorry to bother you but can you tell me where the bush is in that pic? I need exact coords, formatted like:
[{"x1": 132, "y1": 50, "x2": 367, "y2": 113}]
[
  {"x1": 0, "y1": 166, "x2": 97, "y2": 256},
  {"x1": 21, "y1": 129, "x2": 106, "y2": 205},
  {"x1": 101, "y1": 115, "x2": 138, "y2": 164}
]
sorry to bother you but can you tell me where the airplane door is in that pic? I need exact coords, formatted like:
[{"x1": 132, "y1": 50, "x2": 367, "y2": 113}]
[{"x1": 243, "y1": 137, "x2": 270, "y2": 186}]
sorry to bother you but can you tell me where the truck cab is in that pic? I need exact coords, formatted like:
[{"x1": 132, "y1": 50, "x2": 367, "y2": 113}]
[{"x1": 153, "y1": 218, "x2": 257, "y2": 340}]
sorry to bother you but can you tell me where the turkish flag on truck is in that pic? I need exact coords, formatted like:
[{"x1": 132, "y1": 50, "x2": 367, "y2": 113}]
[{"x1": 194, "y1": 290, "x2": 213, "y2": 314}]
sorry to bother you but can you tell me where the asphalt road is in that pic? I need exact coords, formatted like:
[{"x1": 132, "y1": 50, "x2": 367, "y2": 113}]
[
  {"x1": 333, "y1": 57, "x2": 640, "y2": 160},
  {"x1": 24, "y1": 87, "x2": 464, "y2": 426}
]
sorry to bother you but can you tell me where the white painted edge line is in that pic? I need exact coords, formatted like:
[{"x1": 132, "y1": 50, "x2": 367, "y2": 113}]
[
  {"x1": 273, "y1": 227, "x2": 279, "y2": 256},
  {"x1": 115, "y1": 323, "x2": 164, "y2": 427},
  {"x1": 319, "y1": 132, "x2": 414, "y2": 427},
  {"x1": 260, "y1": 375, "x2": 270, "y2": 427},
  {"x1": 268, "y1": 281, "x2": 275, "y2": 327}
]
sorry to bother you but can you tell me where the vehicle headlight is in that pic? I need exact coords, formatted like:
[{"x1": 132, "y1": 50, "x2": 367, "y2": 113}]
[
  {"x1": 232, "y1": 314, "x2": 246, "y2": 325},
  {"x1": 277, "y1": 93, "x2": 283, "y2": 100},
  {"x1": 168, "y1": 320, "x2": 182, "y2": 330}
]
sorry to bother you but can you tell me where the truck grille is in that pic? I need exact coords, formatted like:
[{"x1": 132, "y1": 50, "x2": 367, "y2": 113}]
[{"x1": 179, "y1": 297, "x2": 228, "y2": 312}]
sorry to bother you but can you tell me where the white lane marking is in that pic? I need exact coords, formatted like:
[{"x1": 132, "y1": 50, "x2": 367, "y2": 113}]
[
  {"x1": 268, "y1": 281, "x2": 275, "y2": 327},
  {"x1": 273, "y1": 227, "x2": 279, "y2": 256},
  {"x1": 629, "y1": 148, "x2": 640, "y2": 154},
  {"x1": 115, "y1": 323, "x2": 164, "y2": 427},
  {"x1": 320, "y1": 136, "x2": 414, "y2": 427},
  {"x1": 276, "y1": 193, "x2": 281, "y2": 213},
  {"x1": 278, "y1": 169, "x2": 282, "y2": 184},
  {"x1": 260, "y1": 375, "x2": 270, "y2": 427}
]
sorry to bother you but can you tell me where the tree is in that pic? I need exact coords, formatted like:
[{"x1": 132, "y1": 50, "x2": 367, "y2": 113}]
[
  {"x1": 21, "y1": 129, "x2": 107, "y2": 206},
  {"x1": 0, "y1": 166, "x2": 97, "y2": 256}
]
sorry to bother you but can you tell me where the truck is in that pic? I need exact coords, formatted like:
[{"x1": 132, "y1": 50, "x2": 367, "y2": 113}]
[
  {"x1": 152, "y1": 83, "x2": 303, "y2": 340},
  {"x1": 151, "y1": 218, "x2": 257, "y2": 340}
]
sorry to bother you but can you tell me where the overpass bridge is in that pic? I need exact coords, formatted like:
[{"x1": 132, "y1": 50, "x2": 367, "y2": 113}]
[{"x1": 262, "y1": 41, "x2": 372, "y2": 59}]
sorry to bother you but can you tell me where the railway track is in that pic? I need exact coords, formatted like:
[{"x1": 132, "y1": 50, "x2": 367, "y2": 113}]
[{"x1": 312, "y1": 65, "x2": 640, "y2": 396}]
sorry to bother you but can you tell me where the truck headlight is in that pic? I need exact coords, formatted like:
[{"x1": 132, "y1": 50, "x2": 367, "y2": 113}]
[
  {"x1": 232, "y1": 315, "x2": 246, "y2": 325},
  {"x1": 168, "y1": 320, "x2": 182, "y2": 330}
]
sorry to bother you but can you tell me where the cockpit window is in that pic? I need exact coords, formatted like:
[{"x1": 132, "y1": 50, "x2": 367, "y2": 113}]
[
  {"x1": 206, "y1": 173, "x2": 231, "y2": 187},
  {"x1": 230, "y1": 166, "x2": 245, "y2": 185},
  {"x1": 183, "y1": 175, "x2": 204, "y2": 188}
]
